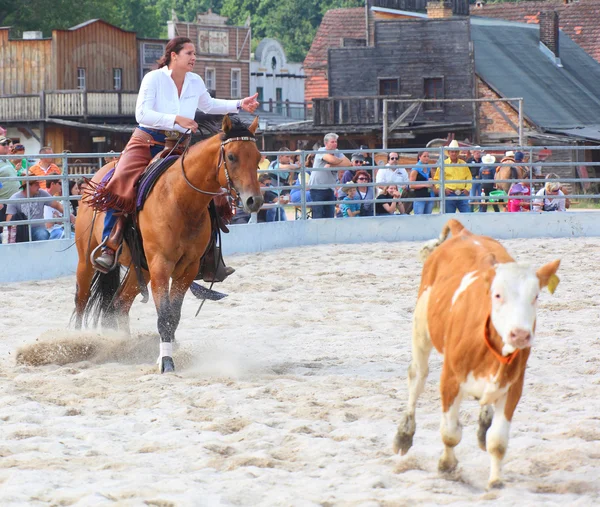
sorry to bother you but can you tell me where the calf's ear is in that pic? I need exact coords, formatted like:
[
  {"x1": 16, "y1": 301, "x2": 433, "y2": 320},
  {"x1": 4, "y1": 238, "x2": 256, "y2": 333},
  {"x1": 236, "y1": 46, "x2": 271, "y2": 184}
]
[{"x1": 537, "y1": 259, "x2": 560, "y2": 293}]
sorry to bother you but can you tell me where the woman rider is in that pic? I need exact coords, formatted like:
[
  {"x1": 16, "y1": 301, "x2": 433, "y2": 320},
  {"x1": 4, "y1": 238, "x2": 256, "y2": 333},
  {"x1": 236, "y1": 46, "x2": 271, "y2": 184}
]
[{"x1": 89, "y1": 36, "x2": 259, "y2": 273}]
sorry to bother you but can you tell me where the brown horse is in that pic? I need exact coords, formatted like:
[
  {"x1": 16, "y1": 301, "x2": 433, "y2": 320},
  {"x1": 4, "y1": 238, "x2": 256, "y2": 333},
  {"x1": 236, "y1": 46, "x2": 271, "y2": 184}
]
[
  {"x1": 73, "y1": 115, "x2": 263, "y2": 373},
  {"x1": 494, "y1": 158, "x2": 527, "y2": 193}
]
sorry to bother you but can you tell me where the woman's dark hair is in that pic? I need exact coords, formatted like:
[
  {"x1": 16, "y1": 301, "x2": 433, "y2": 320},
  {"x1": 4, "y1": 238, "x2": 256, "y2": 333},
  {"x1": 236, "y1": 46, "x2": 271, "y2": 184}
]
[
  {"x1": 417, "y1": 151, "x2": 429, "y2": 160},
  {"x1": 157, "y1": 37, "x2": 192, "y2": 68},
  {"x1": 352, "y1": 170, "x2": 371, "y2": 183}
]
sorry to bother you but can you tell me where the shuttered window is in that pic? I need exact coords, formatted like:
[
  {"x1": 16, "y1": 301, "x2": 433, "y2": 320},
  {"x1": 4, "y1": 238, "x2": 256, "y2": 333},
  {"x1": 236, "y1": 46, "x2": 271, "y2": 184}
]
[
  {"x1": 424, "y1": 77, "x2": 444, "y2": 111},
  {"x1": 231, "y1": 69, "x2": 241, "y2": 98},
  {"x1": 77, "y1": 68, "x2": 86, "y2": 90},
  {"x1": 113, "y1": 68, "x2": 122, "y2": 91}
]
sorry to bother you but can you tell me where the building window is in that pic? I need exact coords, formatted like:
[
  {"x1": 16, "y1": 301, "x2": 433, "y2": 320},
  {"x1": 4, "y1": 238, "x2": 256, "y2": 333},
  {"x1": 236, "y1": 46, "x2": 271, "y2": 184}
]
[
  {"x1": 379, "y1": 78, "x2": 400, "y2": 96},
  {"x1": 77, "y1": 68, "x2": 86, "y2": 90},
  {"x1": 424, "y1": 77, "x2": 444, "y2": 111},
  {"x1": 113, "y1": 68, "x2": 122, "y2": 90},
  {"x1": 231, "y1": 69, "x2": 241, "y2": 98},
  {"x1": 205, "y1": 68, "x2": 216, "y2": 93}
]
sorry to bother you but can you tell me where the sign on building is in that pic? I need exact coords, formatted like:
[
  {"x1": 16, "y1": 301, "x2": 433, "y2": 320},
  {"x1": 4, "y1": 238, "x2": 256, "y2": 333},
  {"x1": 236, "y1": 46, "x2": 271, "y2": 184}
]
[{"x1": 198, "y1": 30, "x2": 229, "y2": 55}]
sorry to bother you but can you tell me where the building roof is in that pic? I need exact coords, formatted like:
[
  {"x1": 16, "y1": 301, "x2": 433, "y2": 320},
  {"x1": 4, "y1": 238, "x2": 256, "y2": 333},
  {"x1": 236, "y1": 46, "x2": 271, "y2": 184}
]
[
  {"x1": 304, "y1": 7, "x2": 365, "y2": 70},
  {"x1": 472, "y1": 0, "x2": 600, "y2": 63},
  {"x1": 472, "y1": 17, "x2": 600, "y2": 131}
]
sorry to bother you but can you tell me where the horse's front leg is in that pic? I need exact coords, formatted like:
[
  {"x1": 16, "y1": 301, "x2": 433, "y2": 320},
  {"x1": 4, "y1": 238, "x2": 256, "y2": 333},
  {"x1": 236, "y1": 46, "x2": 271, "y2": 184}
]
[
  {"x1": 169, "y1": 265, "x2": 198, "y2": 334},
  {"x1": 149, "y1": 257, "x2": 177, "y2": 373}
]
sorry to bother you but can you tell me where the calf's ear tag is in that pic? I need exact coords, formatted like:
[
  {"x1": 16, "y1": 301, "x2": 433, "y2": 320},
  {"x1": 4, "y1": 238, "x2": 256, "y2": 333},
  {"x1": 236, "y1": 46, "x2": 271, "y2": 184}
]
[{"x1": 547, "y1": 274, "x2": 559, "y2": 294}]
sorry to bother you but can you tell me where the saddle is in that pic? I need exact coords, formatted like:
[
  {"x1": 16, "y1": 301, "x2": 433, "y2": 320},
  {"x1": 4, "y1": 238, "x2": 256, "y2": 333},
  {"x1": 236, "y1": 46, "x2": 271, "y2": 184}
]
[{"x1": 96, "y1": 150, "x2": 233, "y2": 285}]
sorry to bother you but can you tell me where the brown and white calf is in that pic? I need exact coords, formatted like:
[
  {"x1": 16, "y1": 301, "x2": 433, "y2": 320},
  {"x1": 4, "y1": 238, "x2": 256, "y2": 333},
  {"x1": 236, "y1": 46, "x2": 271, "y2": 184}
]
[{"x1": 394, "y1": 219, "x2": 560, "y2": 489}]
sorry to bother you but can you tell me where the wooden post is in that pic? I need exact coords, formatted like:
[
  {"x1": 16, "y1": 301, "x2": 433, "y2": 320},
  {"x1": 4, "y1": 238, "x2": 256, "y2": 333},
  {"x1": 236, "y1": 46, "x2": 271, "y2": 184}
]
[
  {"x1": 40, "y1": 90, "x2": 46, "y2": 120},
  {"x1": 382, "y1": 99, "x2": 388, "y2": 149}
]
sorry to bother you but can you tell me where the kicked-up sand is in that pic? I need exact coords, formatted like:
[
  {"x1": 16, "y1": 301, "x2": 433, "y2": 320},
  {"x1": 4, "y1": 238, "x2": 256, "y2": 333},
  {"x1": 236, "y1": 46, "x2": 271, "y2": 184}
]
[{"x1": 0, "y1": 237, "x2": 599, "y2": 505}]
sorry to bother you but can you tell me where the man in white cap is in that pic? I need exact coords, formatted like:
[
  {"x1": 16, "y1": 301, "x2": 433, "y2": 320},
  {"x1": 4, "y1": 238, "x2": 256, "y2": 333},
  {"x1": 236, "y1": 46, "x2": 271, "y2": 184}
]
[{"x1": 433, "y1": 140, "x2": 472, "y2": 213}]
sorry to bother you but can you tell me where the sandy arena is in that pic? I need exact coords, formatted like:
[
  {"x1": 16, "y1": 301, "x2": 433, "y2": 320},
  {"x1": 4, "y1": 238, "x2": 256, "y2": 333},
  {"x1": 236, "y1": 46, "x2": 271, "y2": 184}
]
[{"x1": 1, "y1": 237, "x2": 599, "y2": 505}]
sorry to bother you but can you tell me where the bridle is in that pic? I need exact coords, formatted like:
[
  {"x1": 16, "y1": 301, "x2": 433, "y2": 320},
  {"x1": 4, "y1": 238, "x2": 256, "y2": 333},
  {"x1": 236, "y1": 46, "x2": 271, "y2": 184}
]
[{"x1": 178, "y1": 133, "x2": 257, "y2": 197}]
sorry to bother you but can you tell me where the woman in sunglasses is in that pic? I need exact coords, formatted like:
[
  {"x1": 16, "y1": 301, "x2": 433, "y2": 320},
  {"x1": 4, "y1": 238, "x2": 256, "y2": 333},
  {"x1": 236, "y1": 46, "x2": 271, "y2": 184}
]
[{"x1": 352, "y1": 170, "x2": 375, "y2": 216}]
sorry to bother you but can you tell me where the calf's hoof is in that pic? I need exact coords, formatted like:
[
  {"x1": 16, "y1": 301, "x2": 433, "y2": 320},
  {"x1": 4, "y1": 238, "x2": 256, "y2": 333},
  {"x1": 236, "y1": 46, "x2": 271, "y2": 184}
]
[
  {"x1": 438, "y1": 454, "x2": 458, "y2": 473},
  {"x1": 393, "y1": 431, "x2": 414, "y2": 456},
  {"x1": 160, "y1": 356, "x2": 175, "y2": 374},
  {"x1": 393, "y1": 413, "x2": 416, "y2": 455},
  {"x1": 487, "y1": 479, "x2": 504, "y2": 490}
]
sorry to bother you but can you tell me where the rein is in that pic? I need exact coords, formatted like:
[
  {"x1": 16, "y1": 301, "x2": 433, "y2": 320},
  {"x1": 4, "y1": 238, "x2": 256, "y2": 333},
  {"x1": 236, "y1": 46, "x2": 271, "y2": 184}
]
[
  {"x1": 180, "y1": 133, "x2": 257, "y2": 197},
  {"x1": 483, "y1": 316, "x2": 519, "y2": 365}
]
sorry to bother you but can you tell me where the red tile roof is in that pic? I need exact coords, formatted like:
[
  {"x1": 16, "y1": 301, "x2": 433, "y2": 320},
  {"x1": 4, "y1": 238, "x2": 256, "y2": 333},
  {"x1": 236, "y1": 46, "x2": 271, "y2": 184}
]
[
  {"x1": 304, "y1": 7, "x2": 366, "y2": 102},
  {"x1": 304, "y1": 7, "x2": 366, "y2": 70},
  {"x1": 473, "y1": 0, "x2": 600, "y2": 63}
]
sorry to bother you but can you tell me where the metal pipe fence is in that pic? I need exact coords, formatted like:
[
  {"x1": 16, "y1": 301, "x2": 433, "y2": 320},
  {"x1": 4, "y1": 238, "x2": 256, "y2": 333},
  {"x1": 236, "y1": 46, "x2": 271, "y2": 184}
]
[{"x1": 1, "y1": 145, "x2": 600, "y2": 244}]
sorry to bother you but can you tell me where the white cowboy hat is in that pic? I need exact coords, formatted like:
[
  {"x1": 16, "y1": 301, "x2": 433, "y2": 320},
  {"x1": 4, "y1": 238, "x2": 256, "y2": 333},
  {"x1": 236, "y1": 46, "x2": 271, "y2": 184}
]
[
  {"x1": 448, "y1": 140, "x2": 460, "y2": 148},
  {"x1": 505, "y1": 150, "x2": 515, "y2": 157},
  {"x1": 482, "y1": 154, "x2": 496, "y2": 164}
]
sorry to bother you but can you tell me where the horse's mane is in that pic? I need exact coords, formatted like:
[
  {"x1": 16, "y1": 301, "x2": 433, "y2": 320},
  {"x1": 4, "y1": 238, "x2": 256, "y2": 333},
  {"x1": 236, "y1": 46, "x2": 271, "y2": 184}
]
[{"x1": 192, "y1": 112, "x2": 255, "y2": 142}]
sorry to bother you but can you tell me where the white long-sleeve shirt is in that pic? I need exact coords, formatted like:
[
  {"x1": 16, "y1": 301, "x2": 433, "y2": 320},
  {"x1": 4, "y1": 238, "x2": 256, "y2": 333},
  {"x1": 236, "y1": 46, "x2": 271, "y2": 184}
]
[{"x1": 136, "y1": 66, "x2": 240, "y2": 134}]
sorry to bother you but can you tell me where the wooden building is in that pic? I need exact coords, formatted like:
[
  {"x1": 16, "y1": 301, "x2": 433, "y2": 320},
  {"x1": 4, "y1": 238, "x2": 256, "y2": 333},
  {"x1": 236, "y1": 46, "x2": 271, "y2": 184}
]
[{"x1": 0, "y1": 12, "x2": 252, "y2": 156}]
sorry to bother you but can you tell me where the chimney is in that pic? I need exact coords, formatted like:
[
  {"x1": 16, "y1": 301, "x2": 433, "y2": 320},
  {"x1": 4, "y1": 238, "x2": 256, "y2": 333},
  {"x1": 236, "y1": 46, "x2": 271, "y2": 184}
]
[
  {"x1": 539, "y1": 11, "x2": 559, "y2": 57},
  {"x1": 427, "y1": 1, "x2": 453, "y2": 19}
]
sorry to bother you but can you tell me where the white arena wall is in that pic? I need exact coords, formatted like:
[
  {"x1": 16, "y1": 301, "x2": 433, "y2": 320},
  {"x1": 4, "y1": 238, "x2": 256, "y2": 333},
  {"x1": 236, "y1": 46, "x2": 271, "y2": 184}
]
[{"x1": 1, "y1": 212, "x2": 598, "y2": 283}]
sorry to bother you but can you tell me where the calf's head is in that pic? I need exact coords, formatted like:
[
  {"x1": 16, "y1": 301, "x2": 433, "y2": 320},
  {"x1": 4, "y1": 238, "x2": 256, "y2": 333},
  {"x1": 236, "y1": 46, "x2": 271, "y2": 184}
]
[{"x1": 488, "y1": 259, "x2": 560, "y2": 350}]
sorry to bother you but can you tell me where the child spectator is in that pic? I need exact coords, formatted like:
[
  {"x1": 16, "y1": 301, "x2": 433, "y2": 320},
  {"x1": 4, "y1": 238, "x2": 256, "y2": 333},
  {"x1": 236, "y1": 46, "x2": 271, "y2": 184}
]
[
  {"x1": 340, "y1": 186, "x2": 361, "y2": 217},
  {"x1": 507, "y1": 182, "x2": 531, "y2": 213},
  {"x1": 376, "y1": 185, "x2": 404, "y2": 215}
]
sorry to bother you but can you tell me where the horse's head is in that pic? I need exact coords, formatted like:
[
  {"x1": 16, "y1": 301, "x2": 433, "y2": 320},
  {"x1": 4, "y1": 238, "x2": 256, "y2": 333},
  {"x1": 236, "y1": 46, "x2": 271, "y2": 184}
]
[{"x1": 220, "y1": 115, "x2": 263, "y2": 213}]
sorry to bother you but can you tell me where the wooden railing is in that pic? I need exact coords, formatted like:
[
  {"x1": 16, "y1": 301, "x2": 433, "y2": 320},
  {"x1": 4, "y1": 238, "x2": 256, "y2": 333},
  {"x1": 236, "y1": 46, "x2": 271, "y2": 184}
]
[
  {"x1": 0, "y1": 91, "x2": 138, "y2": 121},
  {"x1": 312, "y1": 95, "x2": 412, "y2": 126}
]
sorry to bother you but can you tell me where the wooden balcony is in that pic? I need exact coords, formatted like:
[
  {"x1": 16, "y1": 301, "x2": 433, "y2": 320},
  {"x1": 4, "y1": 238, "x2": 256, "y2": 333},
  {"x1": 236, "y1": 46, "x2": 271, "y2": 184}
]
[
  {"x1": 0, "y1": 90, "x2": 138, "y2": 121},
  {"x1": 312, "y1": 95, "x2": 413, "y2": 127}
]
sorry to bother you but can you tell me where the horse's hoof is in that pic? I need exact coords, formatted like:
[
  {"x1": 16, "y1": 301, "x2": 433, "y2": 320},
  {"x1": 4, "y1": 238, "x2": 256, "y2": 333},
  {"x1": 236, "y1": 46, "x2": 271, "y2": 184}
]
[{"x1": 160, "y1": 356, "x2": 175, "y2": 374}]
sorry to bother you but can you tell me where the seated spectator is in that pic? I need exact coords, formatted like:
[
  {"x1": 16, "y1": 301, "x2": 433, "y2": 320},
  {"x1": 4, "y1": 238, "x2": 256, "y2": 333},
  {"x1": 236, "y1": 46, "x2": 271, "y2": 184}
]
[
  {"x1": 290, "y1": 172, "x2": 312, "y2": 204},
  {"x1": 257, "y1": 173, "x2": 287, "y2": 222},
  {"x1": 359, "y1": 145, "x2": 373, "y2": 168},
  {"x1": 6, "y1": 179, "x2": 75, "y2": 241},
  {"x1": 533, "y1": 174, "x2": 566, "y2": 212},
  {"x1": 341, "y1": 153, "x2": 365, "y2": 183},
  {"x1": 268, "y1": 147, "x2": 299, "y2": 191},
  {"x1": 258, "y1": 153, "x2": 271, "y2": 171},
  {"x1": 28, "y1": 147, "x2": 61, "y2": 190},
  {"x1": 352, "y1": 170, "x2": 375, "y2": 216},
  {"x1": 479, "y1": 154, "x2": 500, "y2": 213},
  {"x1": 10, "y1": 144, "x2": 29, "y2": 175},
  {"x1": 376, "y1": 185, "x2": 404, "y2": 216},
  {"x1": 68, "y1": 179, "x2": 83, "y2": 216},
  {"x1": 44, "y1": 178, "x2": 75, "y2": 239},
  {"x1": 340, "y1": 186, "x2": 361, "y2": 217},
  {"x1": 507, "y1": 182, "x2": 531, "y2": 213}
]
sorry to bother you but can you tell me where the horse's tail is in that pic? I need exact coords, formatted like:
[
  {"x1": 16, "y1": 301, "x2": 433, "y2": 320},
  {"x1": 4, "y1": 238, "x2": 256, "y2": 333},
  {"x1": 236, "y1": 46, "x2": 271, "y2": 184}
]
[
  {"x1": 83, "y1": 269, "x2": 121, "y2": 329},
  {"x1": 419, "y1": 219, "x2": 466, "y2": 262}
]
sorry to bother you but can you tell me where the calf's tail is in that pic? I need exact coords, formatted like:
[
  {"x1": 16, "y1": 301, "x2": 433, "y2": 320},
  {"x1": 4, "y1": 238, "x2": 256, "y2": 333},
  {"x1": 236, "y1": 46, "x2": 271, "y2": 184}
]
[{"x1": 419, "y1": 219, "x2": 466, "y2": 262}]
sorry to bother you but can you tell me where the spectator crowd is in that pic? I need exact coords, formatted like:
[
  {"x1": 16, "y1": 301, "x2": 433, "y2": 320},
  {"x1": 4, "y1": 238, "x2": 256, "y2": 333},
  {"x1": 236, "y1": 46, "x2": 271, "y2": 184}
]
[{"x1": 0, "y1": 127, "x2": 571, "y2": 241}]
